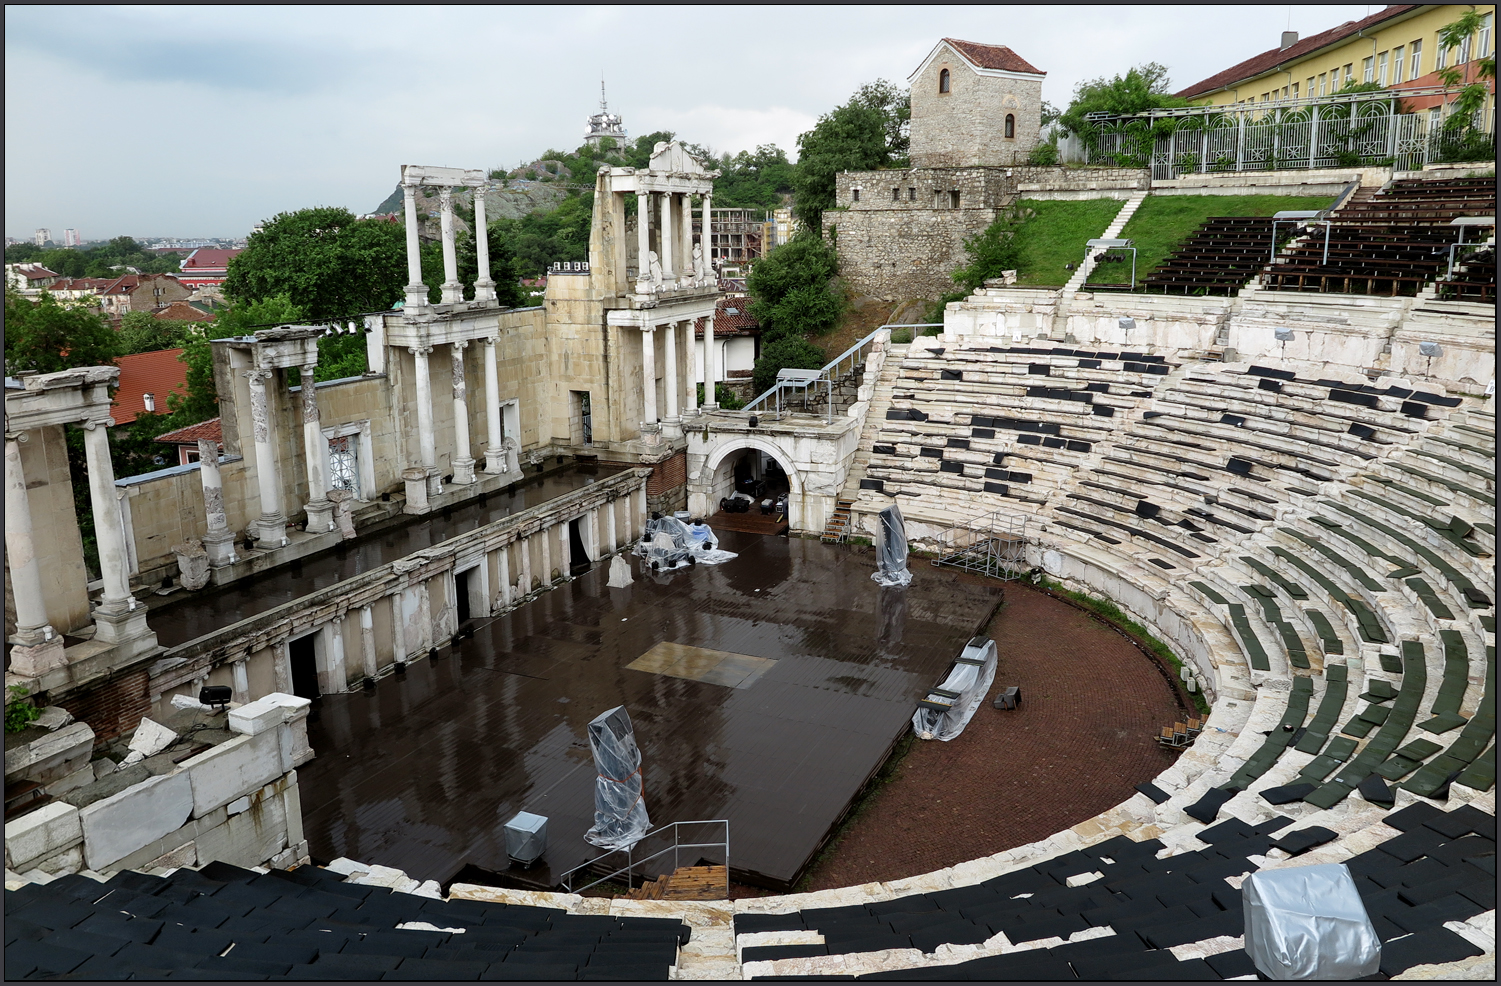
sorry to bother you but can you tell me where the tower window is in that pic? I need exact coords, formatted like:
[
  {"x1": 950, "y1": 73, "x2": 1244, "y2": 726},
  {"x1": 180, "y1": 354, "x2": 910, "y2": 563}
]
[
  {"x1": 1004, "y1": 114, "x2": 1016, "y2": 138},
  {"x1": 852, "y1": 188, "x2": 860, "y2": 202},
  {"x1": 908, "y1": 187, "x2": 916, "y2": 201},
  {"x1": 892, "y1": 187, "x2": 900, "y2": 201},
  {"x1": 939, "y1": 68, "x2": 950, "y2": 93}
]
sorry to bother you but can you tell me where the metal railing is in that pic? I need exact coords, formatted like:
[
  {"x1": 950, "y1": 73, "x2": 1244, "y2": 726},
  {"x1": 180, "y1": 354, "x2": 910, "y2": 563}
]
[
  {"x1": 930, "y1": 510, "x2": 1029, "y2": 581},
  {"x1": 740, "y1": 324, "x2": 940, "y2": 423},
  {"x1": 557, "y1": 819, "x2": 729, "y2": 897}
]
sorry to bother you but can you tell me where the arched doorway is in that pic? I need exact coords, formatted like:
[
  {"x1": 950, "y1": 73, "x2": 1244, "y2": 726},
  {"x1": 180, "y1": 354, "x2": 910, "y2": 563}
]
[{"x1": 692, "y1": 438, "x2": 804, "y2": 532}]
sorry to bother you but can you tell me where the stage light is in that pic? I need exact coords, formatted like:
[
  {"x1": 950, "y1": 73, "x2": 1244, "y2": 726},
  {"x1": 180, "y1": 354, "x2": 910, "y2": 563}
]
[
  {"x1": 1418, "y1": 341, "x2": 1443, "y2": 357},
  {"x1": 1118, "y1": 317, "x2": 1135, "y2": 331},
  {"x1": 1274, "y1": 327, "x2": 1294, "y2": 342},
  {"x1": 199, "y1": 685, "x2": 232, "y2": 710}
]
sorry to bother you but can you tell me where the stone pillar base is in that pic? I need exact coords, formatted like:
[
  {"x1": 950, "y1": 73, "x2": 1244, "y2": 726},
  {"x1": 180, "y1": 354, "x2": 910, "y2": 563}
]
[
  {"x1": 202, "y1": 530, "x2": 238, "y2": 568},
  {"x1": 639, "y1": 422, "x2": 663, "y2": 446},
  {"x1": 660, "y1": 416, "x2": 684, "y2": 440},
  {"x1": 425, "y1": 469, "x2": 443, "y2": 498},
  {"x1": 92, "y1": 605, "x2": 158, "y2": 657},
  {"x1": 483, "y1": 447, "x2": 507, "y2": 475},
  {"x1": 403, "y1": 467, "x2": 431, "y2": 515},
  {"x1": 254, "y1": 516, "x2": 288, "y2": 550},
  {"x1": 404, "y1": 285, "x2": 428, "y2": 310},
  {"x1": 304, "y1": 499, "x2": 335, "y2": 534},
  {"x1": 451, "y1": 457, "x2": 477, "y2": 485},
  {"x1": 8, "y1": 635, "x2": 66, "y2": 677}
]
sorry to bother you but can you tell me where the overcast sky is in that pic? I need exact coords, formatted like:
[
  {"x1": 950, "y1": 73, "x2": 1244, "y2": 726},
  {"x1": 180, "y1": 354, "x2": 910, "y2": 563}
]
[{"x1": 5, "y1": 4, "x2": 1377, "y2": 240}]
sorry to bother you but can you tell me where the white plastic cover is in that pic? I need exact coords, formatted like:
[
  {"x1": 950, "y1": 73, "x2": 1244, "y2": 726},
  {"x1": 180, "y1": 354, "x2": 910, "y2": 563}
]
[
  {"x1": 871, "y1": 504, "x2": 913, "y2": 587},
  {"x1": 632, "y1": 515, "x2": 737, "y2": 570},
  {"x1": 1243, "y1": 862, "x2": 1381, "y2": 981},
  {"x1": 503, "y1": 810, "x2": 548, "y2": 864},
  {"x1": 913, "y1": 636, "x2": 998, "y2": 741},
  {"x1": 584, "y1": 706, "x2": 651, "y2": 852}
]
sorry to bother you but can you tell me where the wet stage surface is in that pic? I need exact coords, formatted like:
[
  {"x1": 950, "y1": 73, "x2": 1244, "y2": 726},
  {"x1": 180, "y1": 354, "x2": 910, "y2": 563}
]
[
  {"x1": 146, "y1": 465, "x2": 622, "y2": 649},
  {"x1": 298, "y1": 531, "x2": 1002, "y2": 890}
]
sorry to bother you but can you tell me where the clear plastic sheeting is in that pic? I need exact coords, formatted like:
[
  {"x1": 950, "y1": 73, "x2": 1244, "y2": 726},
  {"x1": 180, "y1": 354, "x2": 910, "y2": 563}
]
[
  {"x1": 913, "y1": 636, "x2": 998, "y2": 741},
  {"x1": 632, "y1": 515, "x2": 737, "y2": 571},
  {"x1": 1243, "y1": 862, "x2": 1381, "y2": 981},
  {"x1": 872, "y1": 504, "x2": 913, "y2": 587},
  {"x1": 584, "y1": 705, "x2": 651, "y2": 852}
]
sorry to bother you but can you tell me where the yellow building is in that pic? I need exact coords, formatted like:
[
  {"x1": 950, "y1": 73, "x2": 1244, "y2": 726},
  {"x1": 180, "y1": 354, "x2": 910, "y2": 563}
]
[{"x1": 1179, "y1": 3, "x2": 1495, "y2": 118}]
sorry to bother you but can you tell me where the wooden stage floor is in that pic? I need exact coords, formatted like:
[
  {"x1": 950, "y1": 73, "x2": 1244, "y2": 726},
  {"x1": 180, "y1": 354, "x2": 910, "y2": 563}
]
[{"x1": 298, "y1": 529, "x2": 1001, "y2": 891}]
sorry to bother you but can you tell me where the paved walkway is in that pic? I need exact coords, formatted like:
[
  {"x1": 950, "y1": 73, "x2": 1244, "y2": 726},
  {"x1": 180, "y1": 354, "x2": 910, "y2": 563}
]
[{"x1": 798, "y1": 583, "x2": 1182, "y2": 892}]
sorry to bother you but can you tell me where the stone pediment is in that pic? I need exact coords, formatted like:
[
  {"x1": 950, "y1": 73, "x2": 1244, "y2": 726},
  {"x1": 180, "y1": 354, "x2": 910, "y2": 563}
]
[{"x1": 648, "y1": 141, "x2": 707, "y2": 175}]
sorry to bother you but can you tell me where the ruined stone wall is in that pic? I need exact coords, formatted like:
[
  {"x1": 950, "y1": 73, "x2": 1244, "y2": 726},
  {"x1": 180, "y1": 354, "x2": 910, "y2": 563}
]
[
  {"x1": 21, "y1": 424, "x2": 91, "y2": 636},
  {"x1": 909, "y1": 43, "x2": 1043, "y2": 167}
]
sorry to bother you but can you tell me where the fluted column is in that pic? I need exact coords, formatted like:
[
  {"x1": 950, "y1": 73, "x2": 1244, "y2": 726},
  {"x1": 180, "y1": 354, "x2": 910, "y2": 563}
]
[
  {"x1": 640, "y1": 326, "x2": 658, "y2": 428},
  {"x1": 5, "y1": 432, "x2": 64, "y2": 674},
  {"x1": 359, "y1": 605, "x2": 377, "y2": 680},
  {"x1": 659, "y1": 190, "x2": 674, "y2": 280},
  {"x1": 483, "y1": 335, "x2": 505, "y2": 474},
  {"x1": 605, "y1": 497, "x2": 618, "y2": 553},
  {"x1": 704, "y1": 312, "x2": 720, "y2": 409},
  {"x1": 636, "y1": 192, "x2": 651, "y2": 292},
  {"x1": 496, "y1": 544, "x2": 512, "y2": 610},
  {"x1": 439, "y1": 187, "x2": 463, "y2": 304},
  {"x1": 403, "y1": 183, "x2": 427, "y2": 309},
  {"x1": 472, "y1": 185, "x2": 496, "y2": 304},
  {"x1": 410, "y1": 346, "x2": 440, "y2": 496},
  {"x1": 197, "y1": 439, "x2": 237, "y2": 567},
  {"x1": 247, "y1": 369, "x2": 287, "y2": 548},
  {"x1": 679, "y1": 194, "x2": 694, "y2": 285},
  {"x1": 450, "y1": 341, "x2": 475, "y2": 484},
  {"x1": 684, "y1": 320, "x2": 698, "y2": 415},
  {"x1": 664, "y1": 321, "x2": 680, "y2": 423},
  {"x1": 300, "y1": 361, "x2": 334, "y2": 532}
]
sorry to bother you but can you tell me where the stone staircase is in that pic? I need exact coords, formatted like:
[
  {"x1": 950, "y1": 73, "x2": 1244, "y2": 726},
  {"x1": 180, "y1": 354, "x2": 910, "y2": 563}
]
[
  {"x1": 833, "y1": 342, "x2": 908, "y2": 526},
  {"x1": 1051, "y1": 190, "x2": 1149, "y2": 338}
]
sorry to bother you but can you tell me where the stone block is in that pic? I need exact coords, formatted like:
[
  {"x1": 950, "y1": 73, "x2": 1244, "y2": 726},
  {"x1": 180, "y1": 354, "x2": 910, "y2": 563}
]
[
  {"x1": 182, "y1": 730, "x2": 282, "y2": 817},
  {"x1": 227, "y1": 695, "x2": 285, "y2": 736},
  {"x1": 33, "y1": 844, "x2": 84, "y2": 876},
  {"x1": 227, "y1": 796, "x2": 250, "y2": 816},
  {"x1": 79, "y1": 770, "x2": 194, "y2": 870},
  {"x1": 4, "y1": 802, "x2": 83, "y2": 871},
  {"x1": 193, "y1": 785, "x2": 288, "y2": 870},
  {"x1": 33, "y1": 707, "x2": 74, "y2": 731},
  {"x1": 282, "y1": 773, "x2": 304, "y2": 848},
  {"x1": 126, "y1": 718, "x2": 178, "y2": 760},
  {"x1": 4, "y1": 721, "x2": 95, "y2": 782}
]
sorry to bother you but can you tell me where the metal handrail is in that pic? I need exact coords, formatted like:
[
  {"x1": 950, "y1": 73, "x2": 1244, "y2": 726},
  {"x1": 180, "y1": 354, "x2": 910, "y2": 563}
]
[
  {"x1": 739, "y1": 323, "x2": 941, "y2": 422},
  {"x1": 557, "y1": 819, "x2": 729, "y2": 897}
]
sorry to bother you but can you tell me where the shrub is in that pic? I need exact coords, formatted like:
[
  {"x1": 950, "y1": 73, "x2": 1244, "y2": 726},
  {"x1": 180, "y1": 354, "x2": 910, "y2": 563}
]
[
  {"x1": 751, "y1": 336, "x2": 826, "y2": 395},
  {"x1": 6, "y1": 686, "x2": 41, "y2": 734},
  {"x1": 1027, "y1": 142, "x2": 1059, "y2": 166}
]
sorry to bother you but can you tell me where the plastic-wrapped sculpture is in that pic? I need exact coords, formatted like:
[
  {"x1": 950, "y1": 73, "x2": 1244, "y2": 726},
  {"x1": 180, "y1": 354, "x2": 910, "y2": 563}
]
[
  {"x1": 871, "y1": 504, "x2": 913, "y2": 587},
  {"x1": 584, "y1": 706, "x2": 651, "y2": 851},
  {"x1": 1243, "y1": 863, "x2": 1381, "y2": 980},
  {"x1": 913, "y1": 636, "x2": 997, "y2": 741},
  {"x1": 633, "y1": 514, "x2": 737, "y2": 571}
]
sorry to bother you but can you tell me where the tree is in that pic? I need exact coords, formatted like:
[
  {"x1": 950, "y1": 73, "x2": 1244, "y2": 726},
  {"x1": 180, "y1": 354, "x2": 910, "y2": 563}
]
[
  {"x1": 745, "y1": 233, "x2": 843, "y2": 340},
  {"x1": 1433, "y1": 7, "x2": 1496, "y2": 161},
  {"x1": 950, "y1": 214, "x2": 1023, "y2": 293},
  {"x1": 223, "y1": 206, "x2": 406, "y2": 319},
  {"x1": 711, "y1": 145, "x2": 796, "y2": 210},
  {"x1": 456, "y1": 221, "x2": 527, "y2": 308},
  {"x1": 751, "y1": 336, "x2": 827, "y2": 395},
  {"x1": 850, "y1": 79, "x2": 911, "y2": 164},
  {"x1": 4, "y1": 289, "x2": 120, "y2": 375},
  {"x1": 1057, "y1": 62, "x2": 1189, "y2": 151},
  {"x1": 118, "y1": 311, "x2": 182, "y2": 355},
  {"x1": 792, "y1": 87, "x2": 895, "y2": 230}
]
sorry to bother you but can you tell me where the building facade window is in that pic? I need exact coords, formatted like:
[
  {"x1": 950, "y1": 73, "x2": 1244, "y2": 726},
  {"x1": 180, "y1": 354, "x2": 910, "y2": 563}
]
[
  {"x1": 908, "y1": 187, "x2": 916, "y2": 201},
  {"x1": 852, "y1": 187, "x2": 860, "y2": 202},
  {"x1": 1004, "y1": 113, "x2": 1015, "y2": 138},
  {"x1": 892, "y1": 187, "x2": 900, "y2": 202},
  {"x1": 1291, "y1": 82, "x2": 1299, "y2": 99},
  {"x1": 939, "y1": 68, "x2": 950, "y2": 93},
  {"x1": 1363, "y1": 56, "x2": 1375, "y2": 82},
  {"x1": 1377, "y1": 51, "x2": 1388, "y2": 85},
  {"x1": 1437, "y1": 44, "x2": 1448, "y2": 70},
  {"x1": 1392, "y1": 46, "x2": 1404, "y2": 83},
  {"x1": 1481, "y1": 14, "x2": 1493, "y2": 58},
  {"x1": 1458, "y1": 30, "x2": 1472, "y2": 64},
  {"x1": 1410, "y1": 39, "x2": 1423, "y2": 78},
  {"x1": 949, "y1": 190, "x2": 961, "y2": 209},
  {"x1": 1343, "y1": 62, "x2": 1353, "y2": 83},
  {"x1": 1318, "y1": 72, "x2": 1327, "y2": 95}
]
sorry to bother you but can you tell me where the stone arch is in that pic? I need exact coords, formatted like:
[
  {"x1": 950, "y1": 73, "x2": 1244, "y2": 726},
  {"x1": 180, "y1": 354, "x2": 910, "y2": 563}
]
[{"x1": 691, "y1": 436, "x2": 806, "y2": 529}]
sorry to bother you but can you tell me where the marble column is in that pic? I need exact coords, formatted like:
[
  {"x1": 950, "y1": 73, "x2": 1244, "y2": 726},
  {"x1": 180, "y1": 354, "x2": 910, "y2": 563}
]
[
  {"x1": 704, "y1": 312, "x2": 720, "y2": 409},
  {"x1": 273, "y1": 639, "x2": 292, "y2": 693},
  {"x1": 606, "y1": 497, "x2": 618, "y2": 554},
  {"x1": 82, "y1": 420, "x2": 131, "y2": 614},
  {"x1": 472, "y1": 186, "x2": 496, "y2": 304},
  {"x1": 450, "y1": 342, "x2": 476, "y2": 484},
  {"x1": 659, "y1": 190, "x2": 674, "y2": 280},
  {"x1": 663, "y1": 321, "x2": 680, "y2": 424},
  {"x1": 5, "y1": 432, "x2": 64, "y2": 674},
  {"x1": 540, "y1": 525, "x2": 553, "y2": 585},
  {"x1": 410, "y1": 346, "x2": 441, "y2": 496},
  {"x1": 247, "y1": 369, "x2": 287, "y2": 547},
  {"x1": 636, "y1": 192, "x2": 652, "y2": 291},
  {"x1": 417, "y1": 581, "x2": 433, "y2": 652},
  {"x1": 439, "y1": 186, "x2": 463, "y2": 304},
  {"x1": 231, "y1": 659, "x2": 249, "y2": 704},
  {"x1": 519, "y1": 535, "x2": 533, "y2": 594},
  {"x1": 327, "y1": 622, "x2": 347, "y2": 693},
  {"x1": 701, "y1": 193, "x2": 713, "y2": 277},
  {"x1": 402, "y1": 184, "x2": 427, "y2": 309},
  {"x1": 497, "y1": 545, "x2": 511, "y2": 610},
  {"x1": 197, "y1": 439, "x2": 237, "y2": 567},
  {"x1": 679, "y1": 194, "x2": 694, "y2": 285},
  {"x1": 390, "y1": 592, "x2": 407, "y2": 663},
  {"x1": 640, "y1": 326, "x2": 658, "y2": 428},
  {"x1": 684, "y1": 321, "x2": 698, "y2": 415},
  {"x1": 482, "y1": 336, "x2": 505, "y2": 475},
  {"x1": 359, "y1": 605, "x2": 378, "y2": 679},
  {"x1": 300, "y1": 361, "x2": 334, "y2": 533}
]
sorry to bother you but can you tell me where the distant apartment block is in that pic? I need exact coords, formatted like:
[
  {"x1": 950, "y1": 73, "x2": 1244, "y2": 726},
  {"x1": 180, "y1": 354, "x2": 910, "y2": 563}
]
[
  {"x1": 34, "y1": 228, "x2": 51, "y2": 246},
  {"x1": 178, "y1": 247, "x2": 242, "y2": 289},
  {"x1": 63, "y1": 228, "x2": 81, "y2": 247}
]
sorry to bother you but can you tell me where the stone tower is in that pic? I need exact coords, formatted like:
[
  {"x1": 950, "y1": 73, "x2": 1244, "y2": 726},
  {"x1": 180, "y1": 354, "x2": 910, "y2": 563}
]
[{"x1": 908, "y1": 38, "x2": 1046, "y2": 167}]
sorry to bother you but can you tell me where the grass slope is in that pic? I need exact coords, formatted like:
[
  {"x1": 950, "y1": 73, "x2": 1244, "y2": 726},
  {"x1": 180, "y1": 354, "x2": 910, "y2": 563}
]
[
  {"x1": 1088, "y1": 193, "x2": 1336, "y2": 287},
  {"x1": 1013, "y1": 198, "x2": 1125, "y2": 287}
]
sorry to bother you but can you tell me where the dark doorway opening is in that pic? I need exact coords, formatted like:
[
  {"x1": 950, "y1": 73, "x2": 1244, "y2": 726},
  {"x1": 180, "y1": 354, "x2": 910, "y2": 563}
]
[
  {"x1": 568, "y1": 518, "x2": 591, "y2": 575},
  {"x1": 456, "y1": 569, "x2": 473, "y2": 625},
  {"x1": 289, "y1": 634, "x2": 320, "y2": 700}
]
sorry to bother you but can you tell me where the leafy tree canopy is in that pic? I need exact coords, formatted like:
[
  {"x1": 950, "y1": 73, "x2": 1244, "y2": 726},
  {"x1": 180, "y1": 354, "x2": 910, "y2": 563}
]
[
  {"x1": 118, "y1": 311, "x2": 182, "y2": 355},
  {"x1": 792, "y1": 80, "x2": 910, "y2": 230},
  {"x1": 1057, "y1": 62, "x2": 1189, "y2": 137},
  {"x1": 223, "y1": 207, "x2": 406, "y2": 319},
  {"x1": 4, "y1": 289, "x2": 120, "y2": 375},
  {"x1": 745, "y1": 233, "x2": 843, "y2": 340},
  {"x1": 751, "y1": 336, "x2": 828, "y2": 395},
  {"x1": 4, "y1": 236, "x2": 184, "y2": 278},
  {"x1": 710, "y1": 144, "x2": 796, "y2": 210}
]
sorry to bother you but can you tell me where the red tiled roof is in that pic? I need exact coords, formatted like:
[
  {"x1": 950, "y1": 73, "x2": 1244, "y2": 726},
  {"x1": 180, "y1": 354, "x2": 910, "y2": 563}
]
[
  {"x1": 100, "y1": 275, "x2": 141, "y2": 296},
  {"x1": 152, "y1": 300, "x2": 216, "y2": 321},
  {"x1": 942, "y1": 38, "x2": 1045, "y2": 76},
  {"x1": 180, "y1": 248, "x2": 241, "y2": 271},
  {"x1": 112, "y1": 348, "x2": 188, "y2": 426},
  {"x1": 15, "y1": 264, "x2": 59, "y2": 281},
  {"x1": 1177, "y1": 5, "x2": 1419, "y2": 98},
  {"x1": 155, "y1": 417, "x2": 222, "y2": 447},
  {"x1": 694, "y1": 297, "x2": 761, "y2": 337}
]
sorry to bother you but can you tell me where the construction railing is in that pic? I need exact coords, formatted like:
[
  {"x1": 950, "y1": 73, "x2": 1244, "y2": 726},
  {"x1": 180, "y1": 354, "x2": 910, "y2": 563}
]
[
  {"x1": 740, "y1": 324, "x2": 940, "y2": 423},
  {"x1": 557, "y1": 819, "x2": 729, "y2": 897}
]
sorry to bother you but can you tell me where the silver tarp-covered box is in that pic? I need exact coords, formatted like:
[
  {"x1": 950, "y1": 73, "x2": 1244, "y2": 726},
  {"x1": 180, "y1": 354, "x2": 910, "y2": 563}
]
[
  {"x1": 872, "y1": 504, "x2": 913, "y2": 587},
  {"x1": 633, "y1": 515, "x2": 737, "y2": 571},
  {"x1": 1243, "y1": 862, "x2": 1380, "y2": 980},
  {"x1": 584, "y1": 705, "x2": 651, "y2": 852},
  {"x1": 913, "y1": 636, "x2": 997, "y2": 741}
]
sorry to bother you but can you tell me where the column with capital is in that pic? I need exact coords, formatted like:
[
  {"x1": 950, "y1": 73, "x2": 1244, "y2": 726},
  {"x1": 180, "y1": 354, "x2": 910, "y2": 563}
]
[
  {"x1": 83, "y1": 417, "x2": 156, "y2": 651},
  {"x1": 640, "y1": 325, "x2": 658, "y2": 431},
  {"x1": 703, "y1": 310, "x2": 720, "y2": 409},
  {"x1": 472, "y1": 184, "x2": 497, "y2": 304},
  {"x1": 300, "y1": 361, "x2": 335, "y2": 532},
  {"x1": 482, "y1": 335, "x2": 506, "y2": 474},
  {"x1": 439, "y1": 186, "x2": 464, "y2": 304},
  {"x1": 247, "y1": 369, "x2": 288, "y2": 548},
  {"x1": 197, "y1": 438, "x2": 237, "y2": 567},
  {"x1": 659, "y1": 189, "x2": 674, "y2": 281},
  {"x1": 5, "y1": 432, "x2": 65, "y2": 675},
  {"x1": 410, "y1": 346, "x2": 441, "y2": 497},
  {"x1": 663, "y1": 320, "x2": 680, "y2": 431},
  {"x1": 450, "y1": 341, "x2": 476, "y2": 484},
  {"x1": 402, "y1": 183, "x2": 428, "y2": 309},
  {"x1": 636, "y1": 191, "x2": 652, "y2": 293},
  {"x1": 684, "y1": 318, "x2": 699, "y2": 415},
  {"x1": 679, "y1": 194, "x2": 695, "y2": 286}
]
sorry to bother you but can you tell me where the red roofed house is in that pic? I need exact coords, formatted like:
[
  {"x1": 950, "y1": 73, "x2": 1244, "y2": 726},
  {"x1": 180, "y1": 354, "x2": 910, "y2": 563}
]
[
  {"x1": 154, "y1": 417, "x2": 223, "y2": 466},
  {"x1": 99, "y1": 273, "x2": 192, "y2": 316},
  {"x1": 112, "y1": 349, "x2": 189, "y2": 427},
  {"x1": 5, "y1": 263, "x2": 61, "y2": 293},
  {"x1": 178, "y1": 248, "x2": 241, "y2": 289},
  {"x1": 908, "y1": 38, "x2": 1047, "y2": 167},
  {"x1": 151, "y1": 300, "x2": 218, "y2": 322},
  {"x1": 694, "y1": 296, "x2": 763, "y2": 400}
]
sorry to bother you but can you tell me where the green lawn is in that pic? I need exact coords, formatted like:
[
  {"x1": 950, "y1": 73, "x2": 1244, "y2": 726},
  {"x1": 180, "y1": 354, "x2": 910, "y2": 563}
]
[
  {"x1": 1013, "y1": 198, "x2": 1125, "y2": 286},
  {"x1": 1087, "y1": 193, "x2": 1336, "y2": 287}
]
